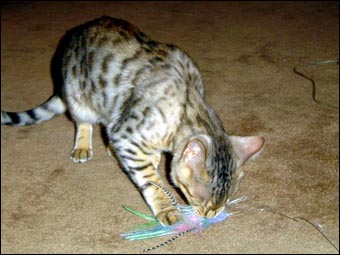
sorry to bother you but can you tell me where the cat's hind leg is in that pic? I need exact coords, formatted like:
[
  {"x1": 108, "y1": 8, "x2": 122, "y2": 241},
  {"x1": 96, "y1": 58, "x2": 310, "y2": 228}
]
[{"x1": 70, "y1": 123, "x2": 93, "y2": 163}]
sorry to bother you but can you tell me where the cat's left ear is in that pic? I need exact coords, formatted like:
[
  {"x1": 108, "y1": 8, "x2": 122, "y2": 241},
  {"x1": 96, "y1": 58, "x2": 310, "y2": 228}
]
[
  {"x1": 229, "y1": 136, "x2": 265, "y2": 168},
  {"x1": 181, "y1": 138, "x2": 210, "y2": 201},
  {"x1": 183, "y1": 139, "x2": 206, "y2": 173}
]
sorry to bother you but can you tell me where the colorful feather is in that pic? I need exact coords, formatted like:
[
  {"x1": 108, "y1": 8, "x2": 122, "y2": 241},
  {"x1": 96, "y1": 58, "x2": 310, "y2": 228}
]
[
  {"x1": 121, "y1": 182, "x2": 229, "y2": 252},
  {"x1": 121, "y1": 204, "x2": 228, "y2": 240}
]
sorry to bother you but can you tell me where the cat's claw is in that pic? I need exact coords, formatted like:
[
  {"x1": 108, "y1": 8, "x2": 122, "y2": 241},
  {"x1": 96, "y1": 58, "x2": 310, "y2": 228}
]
[
  {"x1": 156, "y1": 209, "x2": 183, "y2": 226},
  {"x1": 70, "y1": 148, "x2": 93, "y2": 163}
]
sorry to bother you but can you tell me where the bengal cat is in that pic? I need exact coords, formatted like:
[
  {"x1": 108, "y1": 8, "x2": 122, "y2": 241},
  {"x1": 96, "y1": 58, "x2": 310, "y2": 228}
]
[{"x1": 1, "y1": 16, "x2": 265, "y2": 225}]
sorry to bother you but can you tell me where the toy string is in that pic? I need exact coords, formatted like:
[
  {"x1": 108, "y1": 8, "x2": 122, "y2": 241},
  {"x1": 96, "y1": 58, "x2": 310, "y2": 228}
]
[
  {"x1": 257, "y1": 208, "x2": 339, "y2": 253},
  {"x1": 293, "y1": 59, "x2": 339, "y2": 109},
  {"x1": 234, "y1": 206, "x2": 339, "y2": 253}
]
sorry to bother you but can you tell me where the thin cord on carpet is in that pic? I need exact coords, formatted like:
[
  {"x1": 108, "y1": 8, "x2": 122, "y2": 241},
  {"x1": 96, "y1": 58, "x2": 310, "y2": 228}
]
[
  {"x1": 256, "y1": 207, "x2": 339, "y2": 253},
  {"x1": 230, "y1": 198, "x2": 339, "y2": 253},
  {"x1": 219, "y1": 193, "x2": 339, "y2": 253},
  {"x1": 293, "y1": 59, "x2": 339, "y2": 109}
]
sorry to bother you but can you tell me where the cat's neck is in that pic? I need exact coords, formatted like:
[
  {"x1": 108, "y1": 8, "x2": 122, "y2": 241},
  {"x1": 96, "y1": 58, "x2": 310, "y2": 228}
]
[{"x1": 172, "y1": 89, "x2": 225, "y2": 154}]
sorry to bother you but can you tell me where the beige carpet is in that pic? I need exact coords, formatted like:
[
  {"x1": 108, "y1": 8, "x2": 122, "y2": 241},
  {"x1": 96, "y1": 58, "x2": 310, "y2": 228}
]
[{"x1": 1, "y1": 1, "x2": 339, "y2": 253}]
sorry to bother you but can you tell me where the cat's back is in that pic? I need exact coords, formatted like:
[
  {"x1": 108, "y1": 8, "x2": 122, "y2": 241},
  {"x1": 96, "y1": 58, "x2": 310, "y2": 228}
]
[
  {"x1": 62, "y1": 16, "x2": 177, "y2": 85},
  {"x1": 62, "y1": 16, "x2": 204, "y2": 126},
  {"x1": 64, "y1": 16, "x2": 171, "y2": 63},
  {"x1": 79, "y1": 16, "x2": 148, "y2": 49},
  {"x1": 62, "y1": 16, "x2": 203, "y2": 95}
]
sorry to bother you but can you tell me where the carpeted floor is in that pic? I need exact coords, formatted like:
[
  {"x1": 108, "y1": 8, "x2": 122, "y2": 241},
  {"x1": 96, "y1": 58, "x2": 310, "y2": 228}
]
[{"x1": 1, "y1": 1, "x2": 339, "y2": 254}]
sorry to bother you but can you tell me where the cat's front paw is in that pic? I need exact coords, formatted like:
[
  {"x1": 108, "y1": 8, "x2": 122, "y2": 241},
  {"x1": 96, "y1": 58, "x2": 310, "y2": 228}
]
[
  {"x1": 70, "y1": 148, "x2": 93, "y2": 163},
  {"x1": 156, "y1": 208, "x2": 182, "y2": 226}
]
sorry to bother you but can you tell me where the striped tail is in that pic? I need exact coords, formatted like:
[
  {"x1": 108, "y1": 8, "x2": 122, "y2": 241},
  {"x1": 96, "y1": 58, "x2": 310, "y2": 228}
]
[{"x1": 1, "y1": 95, "x2": 67, "y2": 126}]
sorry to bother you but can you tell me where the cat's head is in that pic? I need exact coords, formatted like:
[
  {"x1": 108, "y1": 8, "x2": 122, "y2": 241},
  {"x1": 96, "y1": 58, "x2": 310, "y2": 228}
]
[{"x1": 171, "y1": 134, "x2": 264, "y2": 218}]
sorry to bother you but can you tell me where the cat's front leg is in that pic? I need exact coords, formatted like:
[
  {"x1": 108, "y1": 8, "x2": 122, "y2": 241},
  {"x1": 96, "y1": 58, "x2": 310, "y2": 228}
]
[
  {"x1": 70, "y1": 123, "x2": 93, "y2": 163},
  {"x1": 118, "y1": 151, "x2": 182, "y2": 225},
  {"x1": 141, "y1": 180, "x2": 182, "y2": 225}
]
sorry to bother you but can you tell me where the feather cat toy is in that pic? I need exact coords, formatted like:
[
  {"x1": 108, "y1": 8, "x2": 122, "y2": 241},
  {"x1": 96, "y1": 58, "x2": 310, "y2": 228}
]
[{"x1": 121, "y1": 181, "x2": 229, "y2": 252}]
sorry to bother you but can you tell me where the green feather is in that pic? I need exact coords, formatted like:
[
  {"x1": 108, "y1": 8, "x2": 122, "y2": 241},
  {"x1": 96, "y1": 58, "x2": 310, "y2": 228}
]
[
  {"x1": 122, "y1": 205, "x2": 158, "y2": 222},
  {"x1": 132, "y1": 221, "x2": 160, "y2": 230}
]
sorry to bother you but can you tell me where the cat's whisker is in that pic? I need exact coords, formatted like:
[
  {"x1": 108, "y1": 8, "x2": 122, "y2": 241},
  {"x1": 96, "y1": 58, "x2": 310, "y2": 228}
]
[{"x1": 226, "y1": 193, "x2": 253, "y2": 207}]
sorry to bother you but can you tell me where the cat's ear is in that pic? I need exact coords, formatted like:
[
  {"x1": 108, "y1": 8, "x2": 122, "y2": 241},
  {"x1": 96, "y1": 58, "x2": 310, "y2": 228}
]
[
  {"x1": 182, "y1": 138, "x2": 210, "y2": 201},
  {"x1": 183, "y1": 139, "x2": 206, "y2": 172},
  {"x1": 229, "y1": 136, "x2": 265, "y2": 168}
]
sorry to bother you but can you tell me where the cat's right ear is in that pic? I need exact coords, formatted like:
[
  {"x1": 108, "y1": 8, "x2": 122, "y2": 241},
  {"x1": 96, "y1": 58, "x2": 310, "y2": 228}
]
[{"x1": 229, "y1": 135, "x2": 265, "y2": 168}]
